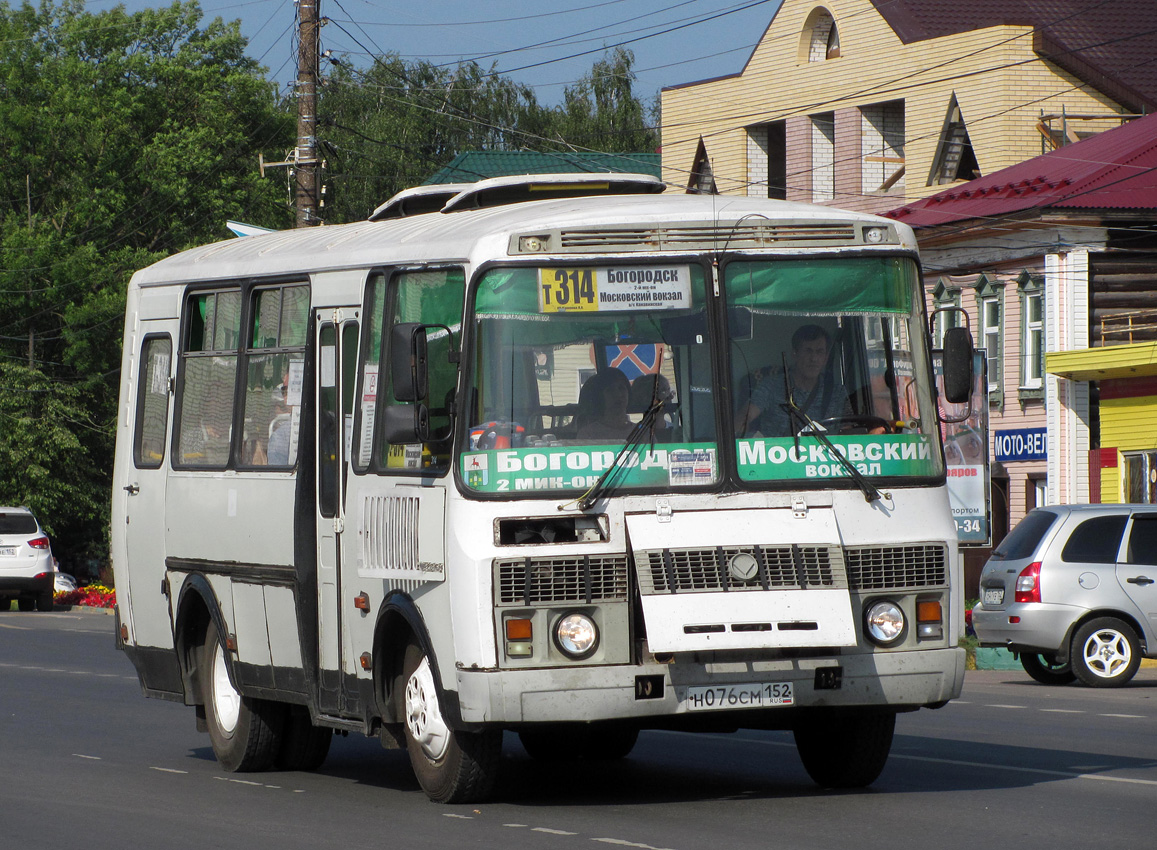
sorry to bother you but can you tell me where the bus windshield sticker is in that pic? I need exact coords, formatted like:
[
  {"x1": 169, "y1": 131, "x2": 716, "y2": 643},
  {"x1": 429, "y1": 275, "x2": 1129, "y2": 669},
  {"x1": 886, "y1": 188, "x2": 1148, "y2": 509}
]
[
  {"x1": 735, "y1": 435, "x2": 937, "y2": 480},
  {"x1": 538, "y1": 266, "x2": 692, "y2": 313},
  {"x1": 462, "y1": 443, "x2": 716, "y2": 493}
]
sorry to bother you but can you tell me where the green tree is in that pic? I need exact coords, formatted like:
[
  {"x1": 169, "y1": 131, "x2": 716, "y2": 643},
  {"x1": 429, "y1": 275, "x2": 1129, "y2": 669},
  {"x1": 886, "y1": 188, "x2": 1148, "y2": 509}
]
[
  {"x1": 0, "y1": 0, "x2": 293, "y2": 565},
  {"x1": 318, "y1": 48, "x2": 657, "y2": 224}
]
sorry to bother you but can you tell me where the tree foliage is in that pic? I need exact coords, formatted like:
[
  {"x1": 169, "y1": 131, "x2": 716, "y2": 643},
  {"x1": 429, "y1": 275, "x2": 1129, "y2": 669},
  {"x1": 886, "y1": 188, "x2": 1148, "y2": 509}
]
[
  {"x1": 320, "y1": 47, "x2": 658, "y2": 223},
  {"x1": 0, "y1": 0, "x2": 293, "y2": 564}
]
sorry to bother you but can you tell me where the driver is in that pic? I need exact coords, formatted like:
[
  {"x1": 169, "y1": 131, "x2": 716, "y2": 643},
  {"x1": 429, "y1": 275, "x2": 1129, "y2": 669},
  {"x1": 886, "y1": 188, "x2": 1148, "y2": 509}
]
[{"x1": 736, "y1": 324, "x2": 851, "y2": 437}]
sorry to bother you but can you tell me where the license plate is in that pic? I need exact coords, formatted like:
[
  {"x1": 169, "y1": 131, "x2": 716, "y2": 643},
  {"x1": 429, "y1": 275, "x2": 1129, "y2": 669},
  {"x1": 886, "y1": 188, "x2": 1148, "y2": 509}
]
[
  {"x1": 683, "y1": 682, "x2": 793, "y2": 711},
  {"x1": 0, "y1": 546, "x2": 16, "y2": 557},
  {"x1": 983, "y1": 587, "x2": 1005, "y2": 605}
]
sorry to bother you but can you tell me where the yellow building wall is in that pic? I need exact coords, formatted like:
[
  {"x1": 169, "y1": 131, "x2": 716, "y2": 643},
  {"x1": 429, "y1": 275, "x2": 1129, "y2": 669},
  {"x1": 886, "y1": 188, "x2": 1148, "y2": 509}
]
[
  {"x1": 1101, "y1": 396, "x2": 1157, "y2": 450},
  {"x1": 661, "y1": 0, "x2": 1124, "y2": 200}
]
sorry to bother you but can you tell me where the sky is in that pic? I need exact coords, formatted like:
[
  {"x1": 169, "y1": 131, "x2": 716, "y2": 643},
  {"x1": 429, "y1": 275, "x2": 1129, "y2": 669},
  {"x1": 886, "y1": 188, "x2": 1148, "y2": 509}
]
[{"x1": 83, "y1": 0, "x2": 785, "y2": 106}]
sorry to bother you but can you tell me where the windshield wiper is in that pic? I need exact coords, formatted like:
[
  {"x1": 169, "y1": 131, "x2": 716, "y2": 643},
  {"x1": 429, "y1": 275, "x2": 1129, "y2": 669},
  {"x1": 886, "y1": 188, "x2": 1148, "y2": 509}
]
[
  {"x1": 781, "y1": 365, "x2": 883, "y2": 504},
  {"x1": 570, "y1": 399, "x2": 665, "y2": 511}
]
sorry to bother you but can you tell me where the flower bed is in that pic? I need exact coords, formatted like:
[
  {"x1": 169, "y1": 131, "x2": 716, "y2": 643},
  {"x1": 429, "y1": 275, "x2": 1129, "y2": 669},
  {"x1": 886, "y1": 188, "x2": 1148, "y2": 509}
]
[{"x1": 56, "y1": 583, "x2": 116, "y2": 609}]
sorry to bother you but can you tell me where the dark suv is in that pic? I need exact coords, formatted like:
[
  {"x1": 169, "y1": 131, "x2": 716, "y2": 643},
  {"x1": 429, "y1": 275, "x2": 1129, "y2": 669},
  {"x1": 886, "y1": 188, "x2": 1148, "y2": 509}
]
[
  {"x1": 0, "y1": 507, "x2": 55, "y2": 612},
  {"x1": 973, "y1": 504, "x2": 1157, "y2": 687}
]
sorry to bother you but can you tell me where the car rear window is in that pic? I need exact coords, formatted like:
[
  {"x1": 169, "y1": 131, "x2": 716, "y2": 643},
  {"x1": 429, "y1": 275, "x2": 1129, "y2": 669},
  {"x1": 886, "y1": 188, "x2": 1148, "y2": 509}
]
[
  {"x1": 1126, "y1": 514, "x2": 1157, "y2": 565},
  {"x1": 990, "y1": 510, "x2": 1058, "y2": 560},
  {"x1": 0, "y1": 513, "x2": 38, "y2": 534},
  {"x1": 1061, "y1": 515, "x2": 1128, "y2": 563}
]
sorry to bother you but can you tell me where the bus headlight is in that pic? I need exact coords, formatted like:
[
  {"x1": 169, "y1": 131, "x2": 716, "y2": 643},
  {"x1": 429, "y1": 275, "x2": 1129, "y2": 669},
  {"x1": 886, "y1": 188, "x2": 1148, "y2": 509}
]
[
  {"x1": 864, "y1": 600, "x2": 906, "y2": 646},
  {"x1": 554, "y1": 612, "x2": 599, "y2": 659}
]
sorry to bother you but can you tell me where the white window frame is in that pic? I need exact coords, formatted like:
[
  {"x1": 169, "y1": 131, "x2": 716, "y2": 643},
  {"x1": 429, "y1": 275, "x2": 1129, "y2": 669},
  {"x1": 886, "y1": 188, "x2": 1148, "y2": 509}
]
[
  {"x1": 974, "y1": 275, "x2": 1004, "y2": 407},
  {"x1": 1018, "y1": 272, "x2": 1044, "y2": 399}
]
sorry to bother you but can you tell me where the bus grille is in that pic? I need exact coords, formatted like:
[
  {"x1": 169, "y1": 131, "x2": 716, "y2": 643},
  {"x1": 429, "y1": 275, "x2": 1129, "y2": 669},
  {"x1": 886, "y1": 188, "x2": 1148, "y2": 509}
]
[
  {"x1": 636, "y1": 545, "x2": 846, "y2": 595},
  {"x1": 555, "y1": 222, "x2": 858, "y2": 253},
  {"x1": 496, "y1": 555, "x2": 630, "y2": 605},
  {"x1": 844, "y1": 544, "x2": 948, "y2": 590}
]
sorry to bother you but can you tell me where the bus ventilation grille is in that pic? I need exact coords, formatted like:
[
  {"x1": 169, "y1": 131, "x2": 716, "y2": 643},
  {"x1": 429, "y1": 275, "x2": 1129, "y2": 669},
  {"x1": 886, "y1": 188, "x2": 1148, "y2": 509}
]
[
  {"x1": 495, "y1": 555, "x2": 630, "y2": 605},
  {"x1": 555, "y1": 223, "x2": 858, "y2": 253},
  {"x1": 636, "y1": 545, "x2": 846, "y2": 595},
  {"x1": 843, "y1": 544, "x2": 948, "y2": 590}
]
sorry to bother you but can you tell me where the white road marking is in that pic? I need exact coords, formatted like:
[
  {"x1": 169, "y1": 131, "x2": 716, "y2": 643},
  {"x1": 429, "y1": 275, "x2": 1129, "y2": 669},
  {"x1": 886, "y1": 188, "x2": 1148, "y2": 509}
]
[
  {"x1": 985, "y1": 704, "x2": 1027, "y2": 709},
  {"x1": 443, "y1": 814, "x2": 473, "y2": 820},
  {"x1": 150, "y1": 767, "x2": 187, "y2": 774},
  {"x1": 592, "y1": 839, "x2": 678, "y2": 850},
  {"x1": 1040, "y1": 709, "x2": 1084, "y2": 713},
  {"x1": 72, "y1": 754, "x2": 101, "y2": 760},
  {"x1": 1100, "y1": 714, "x2": 1145, "y2": 719},
  {"x1": 533, "y1": 827, "x2": 578, "y2": 835}
]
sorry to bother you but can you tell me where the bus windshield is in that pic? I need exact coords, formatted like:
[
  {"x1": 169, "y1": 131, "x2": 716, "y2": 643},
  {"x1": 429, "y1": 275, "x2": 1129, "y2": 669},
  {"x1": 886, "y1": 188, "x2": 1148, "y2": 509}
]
[
  {"x1": 459, "y1": 255, "x2": 941, "y2": 497},
  {"x1": 728, "y1": 255, "x2": 942, "y2": 486},
  {"x1": 462, "y1": 262, "x2": 719, "y2": 496}
]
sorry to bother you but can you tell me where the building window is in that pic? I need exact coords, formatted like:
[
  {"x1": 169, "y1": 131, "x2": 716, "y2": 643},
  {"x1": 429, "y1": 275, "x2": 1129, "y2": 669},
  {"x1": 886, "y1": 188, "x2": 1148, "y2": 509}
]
[
  {"x1": 861, "y1": 101, "x2": 905, "y2": 193},
  {"x1": 1124, "y1": 451, "x2": 1157, "y2": 503},
  {"x1": 688, "y1": 138, "x2": 717, "y2": 194},
  {"x1": 747, "y1": 121, "x2": 786, "y2": 200},
  {"x1": 975, "y1": 275, "x2": 1005, "y2": 407},
  {"x1": 803, "y1": 8, "x2": 839, "y2": 62},
  {"x1": 1018, "y1": 272, "x2": 1044, "y2": 399},
  {"x1": 931, "y1": 280, "x2": 962, "y2": 348},
  {"x1": 929, "y1": 95, "x2": 980, "y2": 185},
  {"x1": 810, "y1": 112, "x2": 835, "y2": 202}
]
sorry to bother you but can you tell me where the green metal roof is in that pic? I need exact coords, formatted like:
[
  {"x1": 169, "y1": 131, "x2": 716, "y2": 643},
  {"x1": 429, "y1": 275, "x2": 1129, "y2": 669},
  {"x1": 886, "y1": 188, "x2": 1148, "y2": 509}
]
[{"x1": 425, "y1": 150, "x2": 661, "y2": 184}]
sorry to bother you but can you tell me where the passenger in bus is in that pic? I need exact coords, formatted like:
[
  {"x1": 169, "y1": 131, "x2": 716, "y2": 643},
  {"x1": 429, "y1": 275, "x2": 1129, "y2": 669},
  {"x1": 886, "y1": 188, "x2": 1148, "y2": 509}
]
[
  {"x1": 628, "y1": 373, "x2": 674, "y2": 431},
  {"x1": 267, "y1": 384, "x2": 293, "y2": 465},
  {"x1": 577, "y1": 368, "x2": 633, "y2": 439},
  {"x1": 736, "y1": 324, "x2": 851, "y2": 437}
]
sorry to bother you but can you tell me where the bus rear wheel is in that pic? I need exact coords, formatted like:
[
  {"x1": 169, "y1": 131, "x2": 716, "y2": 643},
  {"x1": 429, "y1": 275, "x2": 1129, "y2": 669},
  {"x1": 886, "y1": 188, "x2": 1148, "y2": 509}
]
[
  {"x1": 793, "y1": 710, "x2": 895, "y2": 788},
  {"x1": 200, "y1": 619, "x2": 284, "y2": 772},
  {"x1": 276, "y1": 704, "x2": 332, "y2": 772},
  {"x1": 400, "y1": 642, "x2": 500, "y2": 803}
]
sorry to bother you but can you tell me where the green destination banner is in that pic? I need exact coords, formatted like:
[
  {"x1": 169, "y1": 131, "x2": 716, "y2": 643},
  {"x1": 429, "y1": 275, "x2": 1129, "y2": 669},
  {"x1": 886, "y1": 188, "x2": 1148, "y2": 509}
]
[
  {"x1": 462, "y1": 443, "x2": 718, "y2": 493},
  {"x1": 736, "y1": 434, "x2": 937, "y2": 480}
]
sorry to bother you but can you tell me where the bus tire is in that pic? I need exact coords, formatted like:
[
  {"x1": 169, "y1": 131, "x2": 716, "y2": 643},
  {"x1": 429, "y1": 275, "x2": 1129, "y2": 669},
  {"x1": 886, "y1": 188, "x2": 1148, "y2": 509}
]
[
  {"x1": 200, "y1": 619, "x2": 284, "y2": 772},
  {"x1": 400, "y1": 642, "x2": 500, "y2": 803},
  {"x1": 276, "y1": 704, "x2": 332, "y2": 771},
  {"x1": 793, "y1": 710, "x2": 895, "y2": 788}
]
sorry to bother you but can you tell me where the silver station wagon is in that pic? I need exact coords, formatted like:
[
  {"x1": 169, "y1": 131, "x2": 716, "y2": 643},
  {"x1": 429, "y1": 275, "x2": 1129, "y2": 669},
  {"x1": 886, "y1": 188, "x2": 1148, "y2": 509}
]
[{"x1": 973, "y1": 504, "x2": 1157, "y2": 687}]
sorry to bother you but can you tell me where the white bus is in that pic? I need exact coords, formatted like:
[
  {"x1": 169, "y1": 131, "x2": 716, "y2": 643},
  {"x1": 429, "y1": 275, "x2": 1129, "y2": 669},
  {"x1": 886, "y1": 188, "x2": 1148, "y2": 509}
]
[{"x1": 112, "y1": 173, "x2": 973, "y2": 803}]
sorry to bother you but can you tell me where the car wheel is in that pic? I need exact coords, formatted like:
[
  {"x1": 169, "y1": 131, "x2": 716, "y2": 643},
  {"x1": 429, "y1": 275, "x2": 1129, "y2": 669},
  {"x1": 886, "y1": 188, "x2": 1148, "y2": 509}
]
[
  {"x1": 17, "y1": 597, "x2": 34, "y2": 612},
  {"x1": 794, "y1": 711, "x2": 896, "y2": 788},
  {"x1": 200, "y1": 619, "x2": 284, "y2": 771},
  {"x1": 1020, "y1": 652, "x2": 1076, "y2": 685},
  {"x1": 400, "y1": 642, "x2": 500, "y2": 803},
  {"x1": 1071, "y1": 617, "x2": 1142, "y2": 687},
  {"x1": 276, "y1": 704, "x2": 332, "y2": 772}
]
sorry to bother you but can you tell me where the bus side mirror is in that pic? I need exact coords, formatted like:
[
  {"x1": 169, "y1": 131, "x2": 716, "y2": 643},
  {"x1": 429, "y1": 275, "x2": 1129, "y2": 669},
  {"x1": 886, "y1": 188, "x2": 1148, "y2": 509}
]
[
  {"x1": 391, "y1": 323, "x2": 428, "y2": 402},
  {"x1": 941, "y1": 326, "x2": 974, "y2": 404},
  {"x1": 383, "y1": 403, "x2": 430, "y2": 445}
]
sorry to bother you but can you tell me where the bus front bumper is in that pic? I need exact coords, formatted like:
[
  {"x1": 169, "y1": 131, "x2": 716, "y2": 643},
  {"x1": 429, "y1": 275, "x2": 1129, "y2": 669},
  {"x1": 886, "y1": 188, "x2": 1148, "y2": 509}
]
[{"x1": 455, "y1": 647, "x2": 965, "y2": 725}]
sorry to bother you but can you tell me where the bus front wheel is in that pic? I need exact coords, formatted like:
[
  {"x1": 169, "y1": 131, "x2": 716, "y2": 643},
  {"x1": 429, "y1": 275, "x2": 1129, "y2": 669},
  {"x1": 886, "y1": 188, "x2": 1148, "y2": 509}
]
[
  {"x1": 793, "y1": 710, "x2": 895, "y2": 788},
  {"x1": 399, "y1": 643, "x2": 500, "y2": 803},
  {"x1": 200, "y1": 619, "x2": 284, "y2": 772}
]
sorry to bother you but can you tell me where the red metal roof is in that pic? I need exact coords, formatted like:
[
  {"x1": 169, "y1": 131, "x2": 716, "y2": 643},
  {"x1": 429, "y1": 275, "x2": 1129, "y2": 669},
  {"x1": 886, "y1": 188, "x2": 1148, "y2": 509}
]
[
  {"x1": 885, "y1": 112, "x2": 1157, "y2": 228},
  {"x1": 870, "y1": 0, "x2": 1157, "y2": 111}
]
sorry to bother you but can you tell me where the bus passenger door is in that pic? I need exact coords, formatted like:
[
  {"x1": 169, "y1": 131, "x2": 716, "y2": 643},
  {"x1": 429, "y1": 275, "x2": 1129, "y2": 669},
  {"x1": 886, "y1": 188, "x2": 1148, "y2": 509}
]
[{"x1": 315, "y1": 315, "x2": 358, "y2": 714}]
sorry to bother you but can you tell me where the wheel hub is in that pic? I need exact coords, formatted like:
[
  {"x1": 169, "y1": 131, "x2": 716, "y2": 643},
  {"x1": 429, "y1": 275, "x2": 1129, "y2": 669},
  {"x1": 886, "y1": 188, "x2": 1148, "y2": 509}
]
[
  {"x1": 211, "y1": 642, "x2": 241, "y2": 734},
  {"x1": 405, "y1": 656, "x2": 450, "y2": 761}
]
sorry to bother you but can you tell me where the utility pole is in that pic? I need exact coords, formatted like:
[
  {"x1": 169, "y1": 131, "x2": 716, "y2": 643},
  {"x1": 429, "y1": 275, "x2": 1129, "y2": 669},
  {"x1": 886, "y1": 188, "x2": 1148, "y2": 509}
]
[{"x1": 295, "y1": 0, "x2": 322, "y2": 227}]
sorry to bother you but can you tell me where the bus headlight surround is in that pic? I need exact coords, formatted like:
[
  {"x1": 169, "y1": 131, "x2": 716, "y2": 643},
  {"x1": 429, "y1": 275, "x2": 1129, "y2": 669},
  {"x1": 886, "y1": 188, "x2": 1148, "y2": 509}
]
[
  {"x1": 864, "y1": 599, "x2": 907, "y2": 647},
  {"x1": 554, "y1": 611, "x2": 599, "y2": 659}
]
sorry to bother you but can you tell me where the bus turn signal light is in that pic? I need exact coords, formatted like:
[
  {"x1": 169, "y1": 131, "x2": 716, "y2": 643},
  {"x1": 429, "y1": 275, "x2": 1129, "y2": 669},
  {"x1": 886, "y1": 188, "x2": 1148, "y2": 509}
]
[{"x1": 505, "y1": 618, "x2": 532, "y2": 641}]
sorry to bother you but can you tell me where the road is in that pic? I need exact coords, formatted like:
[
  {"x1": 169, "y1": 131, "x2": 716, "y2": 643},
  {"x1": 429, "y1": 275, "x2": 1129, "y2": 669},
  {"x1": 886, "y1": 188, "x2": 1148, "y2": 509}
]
[{"x1": 4, "y1": 607, "x2": 1157, "y2": 850}]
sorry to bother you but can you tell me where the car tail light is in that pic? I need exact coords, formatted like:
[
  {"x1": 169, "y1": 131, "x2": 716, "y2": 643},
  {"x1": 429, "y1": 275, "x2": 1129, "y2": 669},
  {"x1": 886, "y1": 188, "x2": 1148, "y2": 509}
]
[
  {"x1": 1014, "y1": 562, "x2": 1042, "y2": 603},
  {"x1": 28, "y1": 536, "x2": 50, "y2": 550}
]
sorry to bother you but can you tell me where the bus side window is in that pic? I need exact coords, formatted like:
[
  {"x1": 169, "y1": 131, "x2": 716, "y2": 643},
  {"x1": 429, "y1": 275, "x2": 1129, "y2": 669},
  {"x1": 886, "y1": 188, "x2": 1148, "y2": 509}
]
[
  {"x1": 133, "y1": 335, "x2": 172, "y2": 469},
  {"x1": 175, "y1": 289, "x2": 241, "y2": 468},
  {"x1": 240, "y1": 284, "x2": 309, "y2": 468},
  {"x1": 379, "y1": 268, "x2": 464, "y2": 473}
]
